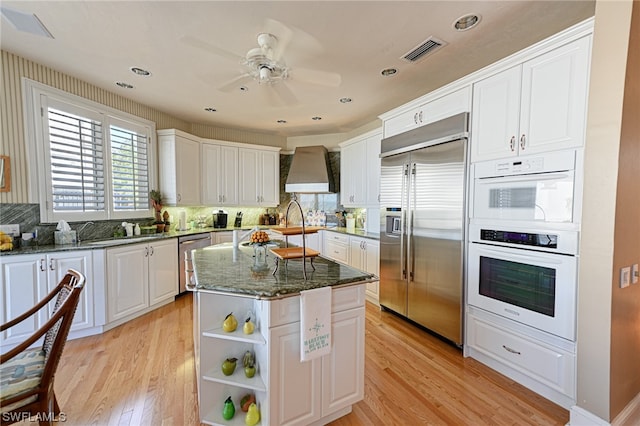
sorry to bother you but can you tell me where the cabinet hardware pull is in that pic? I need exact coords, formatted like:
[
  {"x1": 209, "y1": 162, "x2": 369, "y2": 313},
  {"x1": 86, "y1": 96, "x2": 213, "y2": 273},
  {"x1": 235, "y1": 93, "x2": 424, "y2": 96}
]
[
  {"x1": 40, "y1": 259, "x2": 46, "y2": 272},
  {"x1": 418, "y1": 110, "x2": 423, "y2": 123},
  {"x1": 149, "y1": 246, "x2": 154, "y2": 256},
  {"x1": 414, "y1": 112, "x2": 419, "y2": 124},
  {"x1": 177, "y1": 194, "x2": 181, "y2": 202},
  {"x1": 145, "y1": 247, "x2": 149, "y2": 257},
  {"x1": 520, "y1": 134, "x2": 526, "y2": 150},
  {"x1": 509, "y1": 136, "x2": 516, "y2": 151},
  {"x1": 502, "y1": 345, "x2": 521, "y2": 355},
  {"x1": 49, "y1": 259, "x2": 55, "y2": 271}
]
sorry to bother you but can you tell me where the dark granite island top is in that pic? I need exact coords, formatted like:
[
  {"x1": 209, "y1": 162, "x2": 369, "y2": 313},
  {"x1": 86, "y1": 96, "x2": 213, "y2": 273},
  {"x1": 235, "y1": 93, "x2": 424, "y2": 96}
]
[{"x1": 189, "y1": 241, "x2": 376, "y2": 299}]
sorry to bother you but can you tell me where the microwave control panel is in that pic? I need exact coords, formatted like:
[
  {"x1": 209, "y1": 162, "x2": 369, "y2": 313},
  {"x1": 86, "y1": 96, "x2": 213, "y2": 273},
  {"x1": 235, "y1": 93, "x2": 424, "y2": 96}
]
[{"x1": 480, "y1": 229, "x2": 558, "y2": 249}]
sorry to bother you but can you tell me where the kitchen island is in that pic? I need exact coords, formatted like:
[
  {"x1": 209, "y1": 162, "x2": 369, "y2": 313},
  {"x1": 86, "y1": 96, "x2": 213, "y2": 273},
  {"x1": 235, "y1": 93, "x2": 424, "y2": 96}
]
[{"x1": 189, "y1": 242, "x2": 376, "y2": 426}]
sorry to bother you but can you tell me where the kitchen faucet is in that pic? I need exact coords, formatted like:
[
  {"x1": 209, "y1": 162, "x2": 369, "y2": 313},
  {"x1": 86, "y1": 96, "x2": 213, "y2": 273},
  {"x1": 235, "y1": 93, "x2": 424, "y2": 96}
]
[{"x1": 76, "y1": 221, "x2": 95, "y2": 243}]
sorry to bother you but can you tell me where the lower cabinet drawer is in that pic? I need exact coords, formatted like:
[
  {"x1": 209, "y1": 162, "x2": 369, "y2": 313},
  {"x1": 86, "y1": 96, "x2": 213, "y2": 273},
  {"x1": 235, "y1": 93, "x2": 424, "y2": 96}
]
[
  {"x1": 466, "y1": 314, "x2": 575, "y2": 397},
  {"x1": 324, "y1": 240, "x2": 349, "y2": 264}
]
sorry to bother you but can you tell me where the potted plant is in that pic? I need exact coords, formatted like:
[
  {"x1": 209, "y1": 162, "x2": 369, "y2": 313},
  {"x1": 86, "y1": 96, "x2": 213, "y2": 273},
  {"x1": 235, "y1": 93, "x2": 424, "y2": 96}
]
[{"x1": 150, "y1": 190, "x2": 164, "y2": 230}]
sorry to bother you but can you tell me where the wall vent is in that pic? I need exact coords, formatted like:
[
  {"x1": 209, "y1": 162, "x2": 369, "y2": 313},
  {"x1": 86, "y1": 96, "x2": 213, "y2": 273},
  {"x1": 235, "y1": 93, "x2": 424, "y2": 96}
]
[{"x1": 401, "y1": 36, "x2": 447, "y2": 63}]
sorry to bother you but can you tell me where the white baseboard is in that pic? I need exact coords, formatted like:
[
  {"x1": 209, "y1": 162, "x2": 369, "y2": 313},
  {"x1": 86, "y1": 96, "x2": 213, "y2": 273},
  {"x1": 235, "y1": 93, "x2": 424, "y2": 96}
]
[{"x1": 569, "y1": 405, "x2": 609, "y2": 425}]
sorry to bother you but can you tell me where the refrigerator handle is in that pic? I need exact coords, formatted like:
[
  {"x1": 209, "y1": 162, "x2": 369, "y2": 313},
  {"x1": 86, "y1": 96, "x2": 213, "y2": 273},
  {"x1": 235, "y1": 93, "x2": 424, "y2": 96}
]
[
  {"x1": 408, "y1": 162, "x2": 416, "y2": 281},
  {"x1": 400, "y1": 163, "x2": 408, "y2": 280}
]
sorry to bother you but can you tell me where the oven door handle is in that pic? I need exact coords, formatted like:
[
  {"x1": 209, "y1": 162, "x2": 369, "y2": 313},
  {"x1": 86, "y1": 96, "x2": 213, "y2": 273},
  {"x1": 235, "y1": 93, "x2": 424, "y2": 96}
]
[
  {"x1": 472, "y1": 243, "x2": 568, "y2": 265},
  {"x1": 476, "y1": 171, "x2": 572, "y2": 185}
]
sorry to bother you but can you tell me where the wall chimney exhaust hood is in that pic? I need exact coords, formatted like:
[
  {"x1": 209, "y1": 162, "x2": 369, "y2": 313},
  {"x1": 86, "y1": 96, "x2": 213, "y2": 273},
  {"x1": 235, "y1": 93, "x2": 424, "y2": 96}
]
[{"x1": 285, "y1": 145, "x2": 335, "y2": 193}]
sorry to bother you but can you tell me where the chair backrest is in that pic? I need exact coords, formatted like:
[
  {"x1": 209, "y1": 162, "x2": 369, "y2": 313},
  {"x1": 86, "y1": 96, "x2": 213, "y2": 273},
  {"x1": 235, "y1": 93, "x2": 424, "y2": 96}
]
[{"x1": 40, "y1": 269, "x2": 86, "y2": 386}]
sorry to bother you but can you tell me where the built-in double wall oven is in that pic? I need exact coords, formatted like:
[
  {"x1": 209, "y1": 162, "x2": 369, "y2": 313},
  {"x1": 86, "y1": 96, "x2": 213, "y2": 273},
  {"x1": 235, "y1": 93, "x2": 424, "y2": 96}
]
[{"x1": 467, "y1": 149, "x2": 582, "y2": 341}]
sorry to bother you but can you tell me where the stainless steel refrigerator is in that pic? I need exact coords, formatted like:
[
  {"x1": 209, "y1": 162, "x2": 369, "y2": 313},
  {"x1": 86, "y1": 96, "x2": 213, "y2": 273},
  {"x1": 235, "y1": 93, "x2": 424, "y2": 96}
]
[{"x1": 379, "y1": 113, "x2": 468, "y2": 346}]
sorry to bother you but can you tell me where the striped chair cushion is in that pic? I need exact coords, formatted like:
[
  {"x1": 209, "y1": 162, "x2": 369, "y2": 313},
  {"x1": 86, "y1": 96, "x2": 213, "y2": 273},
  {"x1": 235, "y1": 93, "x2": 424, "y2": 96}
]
[{"x1": 0, "y1": 348, "x2": 45, "y2": 412}]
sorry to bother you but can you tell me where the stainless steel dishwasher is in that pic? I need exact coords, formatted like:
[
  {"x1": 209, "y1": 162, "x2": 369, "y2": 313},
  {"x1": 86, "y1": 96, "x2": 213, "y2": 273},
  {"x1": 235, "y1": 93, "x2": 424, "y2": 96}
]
[{"x1": 178, "y1": 233, "x2": 212, "y2": 294}]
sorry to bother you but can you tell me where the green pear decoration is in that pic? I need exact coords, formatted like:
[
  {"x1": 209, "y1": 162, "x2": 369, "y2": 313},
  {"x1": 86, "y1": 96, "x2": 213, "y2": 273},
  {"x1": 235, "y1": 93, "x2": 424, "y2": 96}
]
[{"x1": 222, "y1": 396, "x2": 235, "y2": 420}]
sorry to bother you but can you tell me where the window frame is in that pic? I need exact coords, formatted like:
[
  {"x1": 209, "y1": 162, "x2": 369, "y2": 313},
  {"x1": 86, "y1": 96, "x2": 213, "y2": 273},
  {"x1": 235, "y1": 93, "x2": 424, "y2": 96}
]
[{"x1": 23, "y1": 78, "x2": 157, "y2": 223}]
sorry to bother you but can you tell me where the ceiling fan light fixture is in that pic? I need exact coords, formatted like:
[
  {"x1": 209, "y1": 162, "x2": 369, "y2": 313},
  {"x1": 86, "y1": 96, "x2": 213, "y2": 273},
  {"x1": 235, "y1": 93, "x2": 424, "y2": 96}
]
[
  {"x1": 204, "y1": 107, "x2": 217, "y2": 112},
  {"x1": 454, "y1": 14, "x2": 481, "y2": 31},
  {"x1": 277, "y1": 120, "x2": 287, "y2": 124},
  {"x1": 312, "y1": 116, "x2": 322, "y2": 121},
  {"x1": 115, "y1": 82, "x2": 134, "y2": 89},
  {"x1": 339, "y1": 97, "x2": 352, "y2": 104}
]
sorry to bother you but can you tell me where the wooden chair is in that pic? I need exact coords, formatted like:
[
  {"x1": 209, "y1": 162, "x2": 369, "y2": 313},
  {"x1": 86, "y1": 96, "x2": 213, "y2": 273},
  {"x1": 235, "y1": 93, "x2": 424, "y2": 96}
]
[{"x1": 0, "y1": 269, "x2": 86, "y2": 425}]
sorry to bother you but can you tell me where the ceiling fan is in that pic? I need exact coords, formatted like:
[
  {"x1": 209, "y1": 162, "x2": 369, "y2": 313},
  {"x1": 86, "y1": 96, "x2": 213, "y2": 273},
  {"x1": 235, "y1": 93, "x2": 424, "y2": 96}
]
[{"x1": 181, "y1": 19, "x2": 341, "y2": 105}]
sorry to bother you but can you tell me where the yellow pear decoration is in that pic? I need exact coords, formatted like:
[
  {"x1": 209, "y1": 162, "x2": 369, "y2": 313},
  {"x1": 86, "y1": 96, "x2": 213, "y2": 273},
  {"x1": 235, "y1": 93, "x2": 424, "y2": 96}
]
[{"x1": 245, "y1": 402, "x2": 260, "y2": 426}]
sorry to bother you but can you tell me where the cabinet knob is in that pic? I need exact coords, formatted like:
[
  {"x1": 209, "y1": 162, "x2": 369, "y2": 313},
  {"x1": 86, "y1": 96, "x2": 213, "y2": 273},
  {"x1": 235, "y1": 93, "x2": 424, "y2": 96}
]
[
  {"x1": 509, "y1": 136, "x2": 516, "y2": 151},
  {"x1": 520, "y1": 134, "x2": 526, "y2": 150}
]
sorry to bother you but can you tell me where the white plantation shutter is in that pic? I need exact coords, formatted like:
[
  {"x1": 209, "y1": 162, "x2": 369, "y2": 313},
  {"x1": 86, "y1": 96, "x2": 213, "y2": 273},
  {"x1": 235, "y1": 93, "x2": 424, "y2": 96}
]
[
  {"x1": 29, "y1": 80, "x2": 156, "y2": 222},
  {"x1": 46, "y1": 103, "x2": 105, "y2": 215},
  {"x1": 110, "y1": 120, "x2": 150, "y2": 213}
]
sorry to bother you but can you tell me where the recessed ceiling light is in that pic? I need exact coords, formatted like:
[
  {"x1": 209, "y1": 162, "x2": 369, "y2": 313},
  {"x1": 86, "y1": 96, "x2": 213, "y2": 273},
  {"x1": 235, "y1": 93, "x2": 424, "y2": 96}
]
[
  {"x1": 277, "y1": 120, "x2": 287, "y2": 124},
  {"x1": 240, "y1": 86, "x2": 249, "y2": 92},
  {"x1": 204, "y1": 107, "x2": 217, "y2": 112},
  {"x1": 454, "y1": 14, "x2": 481, "y2": 31},
  {"x1": 339, "y1": 97, "x2": 352, "y2": 104},
  {"x1": 130, "y1": 67, "x2": 151, "y2": 76},
  {"x1": 115, "y1": 82, "x2": 134, "y2": 89},
  {"x1": 312, "y1": 116, "x2": 322, "y2": 121},
  {"x1": 381, "y1": 68, "x2": 397, "y2": 77}
]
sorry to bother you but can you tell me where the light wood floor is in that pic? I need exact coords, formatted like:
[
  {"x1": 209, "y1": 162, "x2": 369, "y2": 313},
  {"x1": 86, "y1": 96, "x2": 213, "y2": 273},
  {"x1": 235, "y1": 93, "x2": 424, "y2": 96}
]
[{"x1": 45, "y1": 295, "x2": 568, "y2": 425}]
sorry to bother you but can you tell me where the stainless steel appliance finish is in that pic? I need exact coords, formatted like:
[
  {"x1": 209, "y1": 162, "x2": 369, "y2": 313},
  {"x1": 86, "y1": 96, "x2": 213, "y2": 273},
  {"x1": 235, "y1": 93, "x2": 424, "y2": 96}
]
[
  {"x1": 178, "y1": 233, "x2": 212, "y2": 294},
  {"x1": 380, "y1": 115, "x2": 469, "y2": 346},
  {"x1": 285, "y1": 145, "x2": 335, "y2": 193}
]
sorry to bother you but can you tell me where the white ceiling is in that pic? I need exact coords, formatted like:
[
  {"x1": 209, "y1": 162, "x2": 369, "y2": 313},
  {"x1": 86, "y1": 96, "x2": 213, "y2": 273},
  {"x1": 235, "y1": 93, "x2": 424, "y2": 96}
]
[{"x1": 0, "y1": 1, "x2": 595, "y2": 138}]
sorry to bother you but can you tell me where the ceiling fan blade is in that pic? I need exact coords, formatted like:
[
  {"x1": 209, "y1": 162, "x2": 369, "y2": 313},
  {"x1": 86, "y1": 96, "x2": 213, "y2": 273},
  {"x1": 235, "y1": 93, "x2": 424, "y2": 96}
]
[
  {"x1": 263, "y1": 18, "x2": 293, "y2": 62},
  {"x1": 265, "y1": 82, "x2": 298, "y2": 107},
  {"x1": 290, "y1": 67, "x2": 342, "y2": 87},
  {"x1": 180, "y1": 35, "x2": 244, "y2": 63},
  {"x1": 218, "y1": 74, "x2": 253, "y2": 93}
]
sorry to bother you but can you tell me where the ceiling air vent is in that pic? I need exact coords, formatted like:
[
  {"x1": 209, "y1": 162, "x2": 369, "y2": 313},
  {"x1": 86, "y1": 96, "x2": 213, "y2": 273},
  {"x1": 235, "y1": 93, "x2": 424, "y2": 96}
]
[{"x1": 401, "y1": 36, "x2": 447, "y2": 63}]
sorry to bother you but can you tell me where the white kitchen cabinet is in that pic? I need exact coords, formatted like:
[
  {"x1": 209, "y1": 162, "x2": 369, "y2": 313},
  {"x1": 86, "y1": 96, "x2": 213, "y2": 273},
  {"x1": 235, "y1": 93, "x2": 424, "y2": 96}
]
[
  {"x1": 238, "y1": 147, "x2": 280, "y2": 207},
  {"x1": 465, "y1": 306, "x2": 576, "y2": 408},
  {"x1": 158, "y1": 129, "x2": 201, "y2": 205},
  {"x1": 106, "y1": 238, "x2": 177, "y2": 324},
  {"x1": 285, "y1": 232, "x2": 320, "y2": 252},
  {"x1": 323, "y1": 232, "x2": 350, "y2": 265},
  {"x1": 202, "y1": 142, "x2": 239, "y2": 206},
  {"x1": 349, "y1": 236, "x2": 380, "y2": 304},
  {"x1": 383, "y1": 87, "x2": 471, "y2": 138},
  {"x1": 193, "y1": 284, "x2": 366, "y2": 425},
  {"x1": 211, "y1": 231, "x2": 234, "y2": 244},
  {"x1": 340, "y1": 129, "x2": 381, "y2": 208},
  {"x1": 0, "y1": 250, "x2": 94, "y2": 348},
  {"x1": 470, "y1": 36, "x2": 591, "y2": 162}
]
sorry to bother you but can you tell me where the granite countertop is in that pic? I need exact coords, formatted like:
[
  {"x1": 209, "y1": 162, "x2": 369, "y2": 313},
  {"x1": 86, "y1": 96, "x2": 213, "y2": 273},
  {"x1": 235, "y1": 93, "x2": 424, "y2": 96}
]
[
  {"x1": 1, "y1": 225, "x2": 378, "y2": 256},
  {"x1": 0, "y1": 226, "x2": 250, "y2": 256},
  {"x1": 190, "y1": 241, "x2": 376, "y2": 299}
]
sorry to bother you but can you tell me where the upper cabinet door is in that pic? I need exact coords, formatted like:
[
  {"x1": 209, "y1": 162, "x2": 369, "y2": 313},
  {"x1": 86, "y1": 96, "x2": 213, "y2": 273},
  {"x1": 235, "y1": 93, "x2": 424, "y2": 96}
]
[
  {"x1": 259, "y1": 149, "x2": 280, "y2": 206},
  {"x1": 201, "y1": 143, "x2": 239, "y2": 205},
  {"x1": 519, "y1": 36, "x2": 591, "y2": 156},
  {"x1": 471, "y1": 36, "x2": 591, "y2": 162},
  {"x1": 238, "y1": 148, "x2": 280, "y2": 207},
  {"x1": 158, "y1": 130, "x2": 201, "y2": 205},
  {"x1": 470, "y1": 66, "x2": 522, "y2": 162}
]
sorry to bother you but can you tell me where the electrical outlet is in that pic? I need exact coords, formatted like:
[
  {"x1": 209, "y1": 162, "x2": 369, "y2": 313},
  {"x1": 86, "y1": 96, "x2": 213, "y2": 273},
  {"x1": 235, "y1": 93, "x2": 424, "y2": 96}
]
[
  {"x1": 620, "y1": 267, "x2": 631, "y2": 288},
  {"x1": 0, "y1": 224, "x2": 20, "y2": 237},
  {"x1": 632, "y1": 264, "x2": 639, "y2": 284}
]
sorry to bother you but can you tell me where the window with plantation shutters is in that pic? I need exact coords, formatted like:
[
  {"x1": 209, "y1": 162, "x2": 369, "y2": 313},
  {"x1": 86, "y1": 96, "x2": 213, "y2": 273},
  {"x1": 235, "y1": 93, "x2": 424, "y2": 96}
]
[
  {"x1": 47, "y1": 106, "x2": 105, "y2": 213},
  {"x1": 109, "y1": 121, "x2": 150, "y2": 213},
  {"x1": 26, "y1": 79, "x2": 156, "y2": 222}
]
